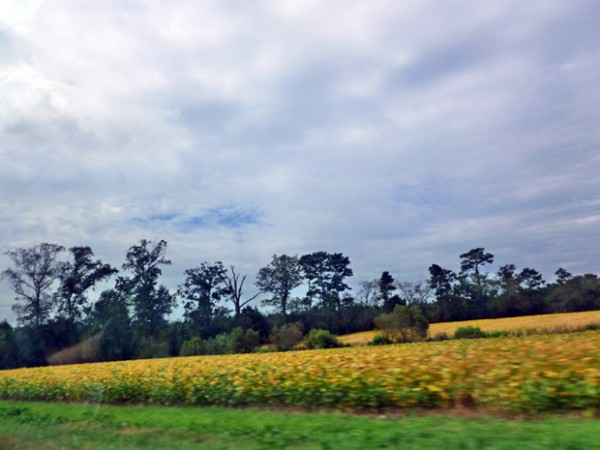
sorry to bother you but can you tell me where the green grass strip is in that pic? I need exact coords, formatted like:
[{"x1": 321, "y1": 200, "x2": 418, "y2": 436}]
[{"x1": 0, "y1": 400, "x2": 598, "y2": 449}]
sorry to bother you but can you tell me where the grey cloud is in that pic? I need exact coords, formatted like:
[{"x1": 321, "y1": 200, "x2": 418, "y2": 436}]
[{"x1": 1, "y1": 1, "x2": 600, "y2": 323}]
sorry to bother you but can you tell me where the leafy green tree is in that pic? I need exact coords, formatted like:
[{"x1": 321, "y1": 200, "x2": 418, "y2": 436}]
[
  {"x1": 93, "y1": 288, "x2": 134, "y2": 361},
  {"x1": 2, "y1": 243, "x2": 65, "y2": 334},
  {"x1": 55, "y1": 246, "x2": 117, "y2": 343},
  {"x1": 546, "y1": 274, "x2": 600, "y2": 312},
  {"x1": 256, "y1": 254, "x2": 303, "y2": 316},
  {"x1": 374, "y1": 305, "x2": 429, "y2": 343},
  {"x1": 299, "y1": 251, "x2": 329, "y2": 309},
  {"x1": 490, "y1": 264, "x2": 519, "y2": 317},
  {"x1": 178, "y1": 262, "x2": 227, "y2": 329},
  {"x1": 459, "y1": 248, "x2": 494, "y2": 318},
  {"x1": 120, "y1": 239, "x2": 174, "y2": 343},
  {"x1": 555, "y1": 267, "x2": 572, "y2": 285},
  {"x1": 299, "y1": 252, "x2": 353, "y2": 312},
  {"x1": 491, "y1": 265, "x2": 545, "y2": 316},
  {"x1": 378, "y1": 271, "x2": 402, "y2": 312},
  {"x1": 428, "y1": 264, "x2": 462, "y2": 321}
]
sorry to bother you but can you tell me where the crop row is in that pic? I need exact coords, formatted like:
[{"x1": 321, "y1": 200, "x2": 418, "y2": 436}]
[{"x1": 1, "y1": 331, "x2": 599, "y2": 413}]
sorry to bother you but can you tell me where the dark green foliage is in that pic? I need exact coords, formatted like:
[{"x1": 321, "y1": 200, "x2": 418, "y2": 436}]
[
  {"x1": 379, "y1": 271, "x2": 403, "y2": 312},
  {"x1": 120, "y1": 239, "x2": 174, "y2": 342},
  {"x1": 302, "y1": 328, "x2": 342, "y2": 349},
  {"x1": 0, "y1": 321, "x2": 20, "y2": 369},
  {"x1": 228, "y1": 327, "x2": 260, "y2": 353},
  {"x1": 178, "y1": 328, "x2": 260, "y2": 356},
  {"x1": 299, "y1": 251, "x2": 354, "y2": 312},
  {"x1": 55, "y1": 246, "x2": 117, "y2": 344},
  {"x1": 256, "y1": 254, "x2": 303, "y2": 316},
  {"x1": 454, "y1": 326, "x2": 487, "y2": 339},
  {"x1": 178, "y1": 261, "x2": 227, "y2": 327},
  {"x1": 93, "y1": 289, "x2": 134, "y2": 361},
  {"x1": 236, "y1": 306, "x2": 271, "y2": 342},
  {"x1": 11, "y1": 327, "x2": 46, "y2": 367},
  {"x1": 179, "y1": 333, "x2": 232, "y2": 356},
  {"x1": 100, "y1": 318, "x2": 134, "y2": 361},
  {"x1": 270, "y1": 321, "x2": 303, "y2": 351},
  {"x1": 459, "y1": 247, "x2": 494, "y2": 318},
  {"x1": 369, "y1": 333, "x2": 393, "y2": 346},
  {"x1": 179, "y1": 336, "x2": 204, "y2": 356},
  {"x1": 428, "y1": 263, "x2": 463, "y2": 322},
  {"x1": 545, "y1": 274, "x2": 600, "y2": 312},
  {"x1": 374, "y1": 305, "x2": 429, "y2": 343}
]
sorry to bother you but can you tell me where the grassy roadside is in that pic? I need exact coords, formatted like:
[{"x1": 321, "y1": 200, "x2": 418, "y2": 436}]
[{"x1": 0, "y1": 401, "x2": 598, "y2": 449}]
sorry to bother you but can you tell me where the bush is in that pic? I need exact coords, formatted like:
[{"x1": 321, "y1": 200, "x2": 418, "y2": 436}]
[
  {"x1": 270, "y1": 322, "x2": 303, "y2": 351},
  {"x1": 369, "y1": 334, "x2": 393, "y2": 346},
  {"x1": 137, "y1": 338, "x2": 170, "y2": 359},
  {"x1": 431, "y1": 332, "x2": 449, "y2": 341},
  {"x1": 179, "y1": 337, "x2": 205, "y2": 356},
  {"x1": 302, "y1": 329, "x2": 342, "y2": 349},
  {"x1": 373, "y1": 305, "x2": 429, "y2": 343},
  {"x1": 228, "y1": 327, "x2": 260, "y2": 354},
  {"x1": 204, "y1": 333, "x2": 230, "y2": 355},
  {"x1": 454, "y1": 326, "x2": 487, "y2": 339}
]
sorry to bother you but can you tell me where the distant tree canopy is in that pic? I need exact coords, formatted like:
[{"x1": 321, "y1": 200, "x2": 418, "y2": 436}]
[
  {"x1": 1, "y1": 241, "x2": 599, "y2": 369},
  {"x1": 119, "y1": 239, "x2": 174, "y2": 342},
  {"x1": 178, "y1": 261, "x2": 227, "y2": 328}
]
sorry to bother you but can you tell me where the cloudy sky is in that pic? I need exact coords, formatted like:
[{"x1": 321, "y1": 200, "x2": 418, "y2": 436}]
[{"x1": 1, "y1": 1, "x2": 599, "y2": 322}]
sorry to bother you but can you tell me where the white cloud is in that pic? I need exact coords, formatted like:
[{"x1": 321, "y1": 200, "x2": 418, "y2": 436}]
[{"x1": 1, "y1": 0, "x2": 600, "y2": 322}]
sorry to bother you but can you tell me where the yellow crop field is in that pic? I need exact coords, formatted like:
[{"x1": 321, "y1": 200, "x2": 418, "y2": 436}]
[
  {"x1": 340, "y1": 310, "x2": 600, "y2": 346},
  {"x1": 1, "y1": 331, "x2": 599, "y2": 413}
]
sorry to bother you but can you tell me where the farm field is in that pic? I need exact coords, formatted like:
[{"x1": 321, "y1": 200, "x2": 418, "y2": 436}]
[
  {"x1": 1, "y1": 330, "x2": 599, "y2": 414},
  {"x1": 0, "y1": 400, "x2": 599, "y2": 450},
  {"x1": 339, "y1": 310, "x2": 600, "y2": 346}
]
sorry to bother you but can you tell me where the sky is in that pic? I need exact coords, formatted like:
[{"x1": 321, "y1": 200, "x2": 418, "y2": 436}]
[{"x1": 1, "y1": 1, "x2": 599, "y2": 323}]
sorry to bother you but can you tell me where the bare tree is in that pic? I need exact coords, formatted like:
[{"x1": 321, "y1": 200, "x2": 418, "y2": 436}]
[
  {"x1": 356, "y1": 279, "x2": 379, "y2": 306},
  {"x1": 222, "y1": 265, "x2": 259, "y2": 316},
  {"x1": 396, "y1": 280, "x2": 433, "y2": 307}
]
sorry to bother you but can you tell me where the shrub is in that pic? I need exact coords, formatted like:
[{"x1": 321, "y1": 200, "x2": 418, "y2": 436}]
[
  {"x1": 179, "y1": 337, "x2": 205, "y2": 356},
  {"x1": 228, "y1": 327, "x2": 260, "y2": 354},
  {"x1": 204, "y1": 333, "x2": 230, "y2": 355},
  {"x1": 302, "y1": 329, "x2": 342, "y2": 349},
  {"x1": 373, "y1": 305, "x2": 429, "y2": 343},
  {"x1": 270, "y1": 322, "x2": 303, "y2": 351},
  {"x1": 369, "y1": 334, "x2": 393, "y2": 346},
  {"x1": 454, "y1": 326, "x2": 487, "y2": 339},
  {"x1": 137, "y1": 338, "x2": 169, "y2": 359},
  {"x1": 431, "y1": 332, "x2": 449, "y2": 341}
]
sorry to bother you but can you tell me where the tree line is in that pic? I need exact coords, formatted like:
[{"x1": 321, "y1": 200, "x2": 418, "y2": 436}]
[{"x1": 1, "y1": 241, "x2": 599, "y2": 369}]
